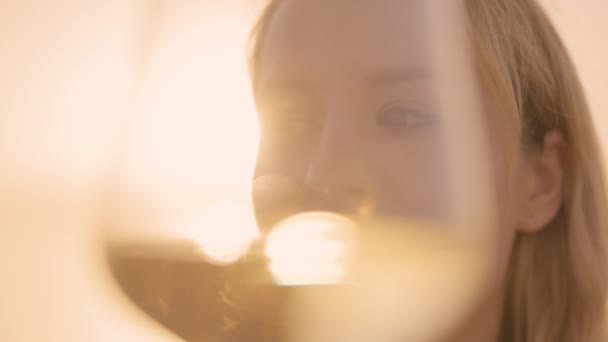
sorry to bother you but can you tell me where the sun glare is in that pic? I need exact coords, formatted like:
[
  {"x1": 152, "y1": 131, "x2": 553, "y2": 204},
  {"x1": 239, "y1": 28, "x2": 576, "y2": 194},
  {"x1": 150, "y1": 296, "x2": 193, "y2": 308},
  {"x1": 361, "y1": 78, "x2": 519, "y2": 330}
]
[
  {"x1": 110, "y1": 3, "x2": 265, "y2": 244},
  {"x1": 119, "y1": 3, "x2": 260, "y2": 219},
  {"x1": 183, "y1": 200, "x2": 260, "y2": 265},
  {"x1": 265, "y1": 212, "x2": 356, "y2": 286}
]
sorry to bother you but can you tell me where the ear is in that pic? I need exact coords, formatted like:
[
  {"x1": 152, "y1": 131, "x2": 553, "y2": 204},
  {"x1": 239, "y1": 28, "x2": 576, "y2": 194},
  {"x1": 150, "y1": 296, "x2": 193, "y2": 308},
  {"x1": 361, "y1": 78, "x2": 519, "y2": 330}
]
[{"x1": 517, "y1": 131, "x2": 566, "y2": 233}]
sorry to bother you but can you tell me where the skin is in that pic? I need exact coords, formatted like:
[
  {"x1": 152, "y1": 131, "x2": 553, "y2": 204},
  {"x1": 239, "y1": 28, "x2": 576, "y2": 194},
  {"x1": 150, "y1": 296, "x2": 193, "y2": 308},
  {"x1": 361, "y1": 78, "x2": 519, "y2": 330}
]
[
  {"x1": 252, "y1": 0, "x2": 566, "y2": 341},
  {"x1": 254, "y1": 0, "x2": 447, "y2": 220}
]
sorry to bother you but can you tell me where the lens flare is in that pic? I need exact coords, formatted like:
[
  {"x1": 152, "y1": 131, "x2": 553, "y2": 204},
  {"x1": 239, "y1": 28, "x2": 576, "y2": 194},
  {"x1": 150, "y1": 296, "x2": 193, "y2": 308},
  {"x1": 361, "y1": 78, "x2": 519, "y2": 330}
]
[
  {"x1": 264, "y1": 212, "x2": 356, "y2": 286},
  {"x1": 183, "y1": 200, "x2": 259, "y2": 265}
]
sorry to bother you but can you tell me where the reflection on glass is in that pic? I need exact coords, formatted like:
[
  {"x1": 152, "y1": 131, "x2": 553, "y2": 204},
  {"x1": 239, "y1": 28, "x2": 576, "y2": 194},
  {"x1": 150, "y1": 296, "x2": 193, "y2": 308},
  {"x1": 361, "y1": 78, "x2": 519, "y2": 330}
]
[
  {"x1": 265, "y1": 212, "x2": 354, "y2": 286},
  {"x1": 108, "y1": 1, "x2": 496, "y2": 341},
  {"x1": 184, "y1": 201, "x2": 259, "y2": 265},
  {"x1": 102, "y1": 1, "x2": 608, "y2": 342}
]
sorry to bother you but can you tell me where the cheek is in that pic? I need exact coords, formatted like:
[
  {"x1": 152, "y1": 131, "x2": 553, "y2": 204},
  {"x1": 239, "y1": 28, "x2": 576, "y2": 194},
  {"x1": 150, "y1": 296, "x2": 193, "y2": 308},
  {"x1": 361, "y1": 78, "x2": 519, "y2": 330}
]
[
  {"x1": 480, "y1": 212, "x2": 516, "y2": 302},
  {"x1": 481, "y1": 140, "x2": 520, "y2": 294},
  {"x1": 368, "y1": 134, "x2": 449, "y2": 220},
  {"x1": 480, "y1": 102, "x2": 523, "y2": 286},
  {"x1": 255, "y1": 138, "x2": 311, "y2": 180},
  {"x1": 369, "y1": 128, "x2": 518, "y2": 279}
]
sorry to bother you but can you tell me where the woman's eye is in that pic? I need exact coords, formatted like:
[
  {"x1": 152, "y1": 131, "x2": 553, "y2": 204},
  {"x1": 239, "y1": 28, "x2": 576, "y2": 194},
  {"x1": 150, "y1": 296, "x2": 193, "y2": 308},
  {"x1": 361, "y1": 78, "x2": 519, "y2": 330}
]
[{"x1": 376, "y1": 106, "x2": 434, "y2": 130}]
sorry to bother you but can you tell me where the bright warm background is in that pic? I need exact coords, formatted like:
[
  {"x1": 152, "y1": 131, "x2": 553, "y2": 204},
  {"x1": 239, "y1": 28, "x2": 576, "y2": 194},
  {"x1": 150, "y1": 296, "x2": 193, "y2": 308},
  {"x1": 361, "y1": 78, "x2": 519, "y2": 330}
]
[
  {"x1": 108, "y1": 0, "x2": 265, "y2": 241},
  {"x1": 540, "y1": 0, "x2": 608, "y2": 154}
]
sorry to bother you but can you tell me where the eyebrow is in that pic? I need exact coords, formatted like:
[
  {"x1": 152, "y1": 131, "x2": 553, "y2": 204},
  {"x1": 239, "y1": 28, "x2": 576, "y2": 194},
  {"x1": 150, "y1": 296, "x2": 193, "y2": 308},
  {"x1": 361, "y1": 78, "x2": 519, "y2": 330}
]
[
  {"x1": 254, "y1": 67, "x2": 432, "y2": 101},
  {"x1": 367, "y1": 67, "x2": 432, "y2": 86}
]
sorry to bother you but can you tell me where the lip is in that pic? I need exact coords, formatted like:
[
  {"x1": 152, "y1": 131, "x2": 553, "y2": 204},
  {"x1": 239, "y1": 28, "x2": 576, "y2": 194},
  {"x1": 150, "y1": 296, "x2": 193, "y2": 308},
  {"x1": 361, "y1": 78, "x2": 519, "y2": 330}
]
[{"x1": 252, "y1": 174, "x2": 376, "y2": 233}]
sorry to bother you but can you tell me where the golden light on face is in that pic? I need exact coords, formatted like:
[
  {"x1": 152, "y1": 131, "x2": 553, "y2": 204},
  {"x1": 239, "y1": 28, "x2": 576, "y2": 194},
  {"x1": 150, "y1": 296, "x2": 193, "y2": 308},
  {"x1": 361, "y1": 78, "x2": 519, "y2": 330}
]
[
  {"x1": 264, "y1": 212, "x2": 356, "y2": 286},
  {"x1": 184, "y1": 201, "x2": 260, "y2": 265}
]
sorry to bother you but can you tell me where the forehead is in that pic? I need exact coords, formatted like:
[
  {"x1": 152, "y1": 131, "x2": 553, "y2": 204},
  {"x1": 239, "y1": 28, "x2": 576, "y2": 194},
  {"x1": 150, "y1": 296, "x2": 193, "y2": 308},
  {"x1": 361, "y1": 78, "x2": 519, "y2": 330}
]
[{"x1": 258, "y1": 0, "x2": 431, "y2": 87}]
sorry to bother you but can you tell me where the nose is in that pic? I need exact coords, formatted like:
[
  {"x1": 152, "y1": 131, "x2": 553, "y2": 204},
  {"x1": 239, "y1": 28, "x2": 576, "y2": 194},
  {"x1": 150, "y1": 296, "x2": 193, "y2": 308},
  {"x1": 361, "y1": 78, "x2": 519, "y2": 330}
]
[
  {"x1": 253, "y1": 109, "x2": 377, "y2": 231},
  {"x1": 304, "y1": 114, "x2": 375, "y2": 216}
]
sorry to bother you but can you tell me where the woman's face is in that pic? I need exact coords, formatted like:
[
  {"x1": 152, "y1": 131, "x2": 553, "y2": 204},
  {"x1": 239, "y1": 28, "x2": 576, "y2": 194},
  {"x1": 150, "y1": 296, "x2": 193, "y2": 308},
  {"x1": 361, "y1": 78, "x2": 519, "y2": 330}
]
[
  {"x1": 252, "y1": 1, "x2": 525, "y2": 337},
  {"x1": 254, "y1": 0, "x2": 451, "y2": 226}
]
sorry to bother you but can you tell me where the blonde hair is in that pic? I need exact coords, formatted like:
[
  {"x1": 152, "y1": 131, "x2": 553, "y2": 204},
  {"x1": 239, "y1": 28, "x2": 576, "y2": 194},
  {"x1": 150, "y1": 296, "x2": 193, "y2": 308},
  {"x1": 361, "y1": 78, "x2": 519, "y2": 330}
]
[
  {"x1": 465, "y1": 1, "x2": 608, "y2": 341},
  {"x1": 248, "y1": 1, "x2": 608, "y2": 341}
]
